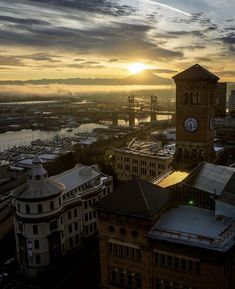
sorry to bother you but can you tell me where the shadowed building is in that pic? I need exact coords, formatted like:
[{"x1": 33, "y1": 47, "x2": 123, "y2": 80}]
[
  {"x1": 95, "y1": 64, "x2": 235, "y2": 289},
  {"x1": 12, "y1": 156, "x2": 112, "y2": 278}
]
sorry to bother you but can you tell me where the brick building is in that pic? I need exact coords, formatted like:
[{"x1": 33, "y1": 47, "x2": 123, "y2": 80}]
[{"x1": 95, "y1": 165, "x2": 235, "y2": 289}]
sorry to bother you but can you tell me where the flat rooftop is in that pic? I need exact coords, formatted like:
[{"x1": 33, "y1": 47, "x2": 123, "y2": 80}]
[
  {"x1": 149, "y1": 205, "x2": 235, "y2": 252},
  {"x1": 51, "y1": 165, "x2": 104, "y2": 194}
]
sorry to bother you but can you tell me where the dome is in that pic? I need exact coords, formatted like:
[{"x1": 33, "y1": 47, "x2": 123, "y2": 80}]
[{"x1": 13, "y1": 157, "x2": 64, "y2": 200}]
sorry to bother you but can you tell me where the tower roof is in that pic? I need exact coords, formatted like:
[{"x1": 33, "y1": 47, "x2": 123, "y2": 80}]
[
  {"x1": 95, "y1": 177, "x2": 169, "y2": 219},
  {"x1": 173, "y1": 64, "x2": 219, "y2": 81},
  {"x1": 12, "y1": 159, "x2": 64, "y2": 201}
]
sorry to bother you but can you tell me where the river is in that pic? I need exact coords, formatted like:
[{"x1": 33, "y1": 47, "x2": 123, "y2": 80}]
[{"x1": 0, "y1": 123, "x2": 107, "y2": 152}]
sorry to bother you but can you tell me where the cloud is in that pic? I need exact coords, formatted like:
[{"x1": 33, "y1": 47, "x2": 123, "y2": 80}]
[
  {"x1": 6, "y1": 0, "x2": 136, "y2": 17},
  {"x1": 109, "y1": 58, "x2": 119, "y2": 62}
]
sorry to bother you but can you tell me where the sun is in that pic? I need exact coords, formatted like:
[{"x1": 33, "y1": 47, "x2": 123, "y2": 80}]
[{"x1": 128, "y1": 63, "x2": 146, "y2": 74}]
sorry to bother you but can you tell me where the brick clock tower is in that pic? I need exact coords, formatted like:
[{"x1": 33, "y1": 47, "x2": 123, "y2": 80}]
[{"x1": 173, "y1": 64, "x2": 219, "y2": 167}]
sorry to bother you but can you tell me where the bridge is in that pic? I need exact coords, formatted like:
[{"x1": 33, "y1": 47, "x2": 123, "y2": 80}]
[{"x1": 91, "y1": 96, "x2": 175, "y2": 126}]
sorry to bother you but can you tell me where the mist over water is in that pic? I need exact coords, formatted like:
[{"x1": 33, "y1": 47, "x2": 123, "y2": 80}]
[{"x1": 0, "y1": 84, "x2": 175, "y2": 102}]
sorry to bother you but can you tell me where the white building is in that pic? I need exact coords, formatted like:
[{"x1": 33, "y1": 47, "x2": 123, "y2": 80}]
[
  {"x1": 115, "y1": 139, "x2": 173, "y2": 181},
  {"x1": 12, "y1": 156, "x2": 113, "y2": 278}
]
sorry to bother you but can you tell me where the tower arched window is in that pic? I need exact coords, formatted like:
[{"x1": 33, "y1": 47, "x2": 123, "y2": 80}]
[
  {"x1": 189, "y1": 93, "x2": 193, "y2": 104},
  {"x1": 184, "y1": 93, "x2": 189, "y2": 104}
]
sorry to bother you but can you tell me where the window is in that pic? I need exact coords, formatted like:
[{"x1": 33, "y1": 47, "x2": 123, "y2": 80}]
[
  {"x1": 33, "y1": 225, "x2": 38, "y2": 234},
  {"x1": 69, "y1": 225, "x2": 72, "y2": 233},
  {"x1": 35, "y1": 254, "x2": 41, "y2": 264},
  {"x1": 155, "y1": 278, "x2": 161, "y2": 289},
  {"x1": 75, "y1": 222, "x2": 78, "y2": 231},
  {"x1": 111, "y1": 270, "x2": 117, "y2": 283},
  {"x1": 50, "y1": 201, "x2": 54, "y2": 210},
  {"x1": 69, "y1": 237, "x2": 73, "y2": 248},
  {"x1": 135, "y1": 274, "x2": 142, "y2": 289},
  {"x1": 108, "y1": 242, "x2": 141, "y2": 261},
  {"x1": 18, "y1": 222, "x2": 23, "y2": 232},
  {"x1": 38, "y1": 204, "x2": 43, "y2": 213},
  {"x1": 85, "y1": 214, "x2": 88, "y2": 222},
  {"x1": 26, "y1": 204, "x2": 30, "y2": 214},
  {"x1": 75, "y1": 234, "x2": 79, "y2": 244},
  {"x1": 119, "y1": 271, "x2": 124, "y2": 286},
  {"x1": 74, "y1": 209, "x2": 78, "y2": 218},
  {"x1": 50, "y1": 220, "x2": 58, "y2": 231},
  {"x1": 67, "y1": 211, "x2": 71, "y2": 219},
  {"x1": 34, "y1": 240, "x2": 39, "y2": 249}
]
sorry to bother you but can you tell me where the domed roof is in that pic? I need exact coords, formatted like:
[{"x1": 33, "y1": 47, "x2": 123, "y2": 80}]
[{"x1": 13, "y1": 156, "x2": 64, "y2": 201}]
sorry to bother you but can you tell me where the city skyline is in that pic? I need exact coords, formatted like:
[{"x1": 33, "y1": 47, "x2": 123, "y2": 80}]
[{"x1": 0, "y1": 0, "x2": 234, "y2": 82}]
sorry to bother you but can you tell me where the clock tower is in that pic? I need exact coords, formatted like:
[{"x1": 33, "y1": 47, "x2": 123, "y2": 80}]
[{"x1": 173, "y1": 64, "x2": 219, "y2": 167}]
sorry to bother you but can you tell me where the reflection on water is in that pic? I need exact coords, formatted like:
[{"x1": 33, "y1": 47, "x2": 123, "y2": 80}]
[
  {"x1": 0, "y1": 123, "x2": 107, "y2": 152},
  {"x1": 0, "y1": 115, "x2": 172, "y2": 152}
]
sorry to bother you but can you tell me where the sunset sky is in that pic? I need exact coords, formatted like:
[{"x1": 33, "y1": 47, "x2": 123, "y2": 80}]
[{"x1": 0, "y1": 0, "x2": 235, "y2": 81}]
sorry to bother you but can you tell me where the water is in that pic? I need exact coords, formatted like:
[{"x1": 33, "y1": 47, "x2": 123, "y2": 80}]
[
  {"x1": 0, "y1": 115, "x2": 172, "y2": 152},
  {"x1": 0, "y1": 123, "x2": 107, "y2": 152}
]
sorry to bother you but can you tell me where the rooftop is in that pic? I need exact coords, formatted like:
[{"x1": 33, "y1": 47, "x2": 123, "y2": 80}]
[
  {"x1": 173, "y1": 64, "x2": 219, "y2": 81},
  {"x1": 95, "y1": 177, "x2": 169, "y2": 219},
  {"x1": 154, "y1": 170, "x2": 189, "y2": 188},
  {"x1": 149, "y1": 205, "x2": 235, "y2": 252},
  {"x1": 185, "y1": 162, "x2": 235, "y2": 195},
  {"x1": 116, "y1": 139, "x2": 172, "y2": 160},
  {"x1": 51, "y1": 164, "x2": 104, "y2": 194}
]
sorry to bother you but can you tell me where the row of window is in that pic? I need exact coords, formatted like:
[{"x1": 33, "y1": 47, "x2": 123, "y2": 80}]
[
  {"x1": 117, "y1": 163, "x2": 166, "y2": 171},
  {"x1": 85, "y1": 222, "x2": 97, "y2": 235},
  {"x1": 155, "y1": 278, "x2": 195, "y2": 289},
  {"x1": 69, "y1": 234, "x2": 80, "y2": 248},
  {"x1": 154, "y1": 252, "x2": 200, "y2": 274},
  {"x1": 67, "y1": 208, "x2": 78, "y2": 220},
  {"x1": 110, "y1": 268, "x2": 142, "y2": 289},
  {"x1": 108, "y1": 242, "x2": 141, "y2": 261},
  {"x1": 83, "y1": 187, "x2": 110, "y2": 209},
  {"x1": 68, "y1": 222, "x2": 79, "y2": 234},
  {"x1": 84, "y1": 211, "x2": 96, "y2": 222},
  {"x1": 18, "y1": 200, "x2": 58, "y2": 214}
]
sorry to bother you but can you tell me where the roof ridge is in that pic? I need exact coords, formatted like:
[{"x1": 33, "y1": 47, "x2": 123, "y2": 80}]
[{"x1": 135, "y1": 178, "x2": 151, "y2": 214}]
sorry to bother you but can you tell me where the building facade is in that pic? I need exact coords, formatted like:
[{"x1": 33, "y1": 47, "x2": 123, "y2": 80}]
[
  {"x1": 115, "y1": 139, "x2": 172, "y2": 181},
  {"x1": 173, "y1": 64, "x2": 219, "y2": 166},
  {"x1": 96, "y1": 165, "x2": 235, "y2": 289},
  {"x1": 12, "y1": 156, "x2": 112, "y2": 278},
  {"x1": 95, "y1": 64, "x2": 235, "y2": 289}
]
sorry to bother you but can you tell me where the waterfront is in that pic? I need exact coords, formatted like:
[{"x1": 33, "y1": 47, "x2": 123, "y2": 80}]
[{"x1": 0, "y1": 123, "x2": 107, "y2": 152}]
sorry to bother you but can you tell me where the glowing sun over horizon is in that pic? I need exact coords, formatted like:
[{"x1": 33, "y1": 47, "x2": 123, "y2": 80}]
[{"x1": 128, "y1": 63, "x2": 146, "y2": 74}]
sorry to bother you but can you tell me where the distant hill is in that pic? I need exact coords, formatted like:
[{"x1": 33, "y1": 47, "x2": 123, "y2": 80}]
[
  {"x1": 0, "y1": 70, "x2": 173, "y2": 86},
  {"x1": 123, "y1": 70, "x2": 173, "y2": 85}
]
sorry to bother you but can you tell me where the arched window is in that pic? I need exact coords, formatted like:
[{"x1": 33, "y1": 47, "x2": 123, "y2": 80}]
[
  {"x1": 184, "y1": 93, "x2": 189, "y2": 104},
  {"x1": 189, "y1": 93, "x2": 193, "y2": 104}
]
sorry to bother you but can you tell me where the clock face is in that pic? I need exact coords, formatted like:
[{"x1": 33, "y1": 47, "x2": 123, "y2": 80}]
[
  {"x1": 184, "y1": 117, "x2": 199, "y2": 132},
  {"x1": 209, "y1": 117, "x2": 214, "y2": 131}
]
